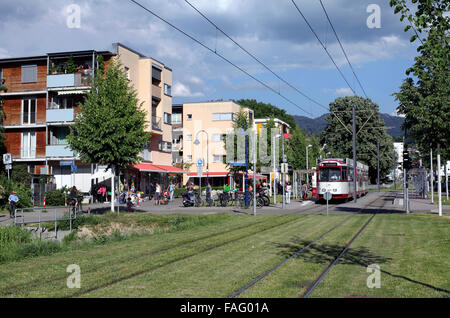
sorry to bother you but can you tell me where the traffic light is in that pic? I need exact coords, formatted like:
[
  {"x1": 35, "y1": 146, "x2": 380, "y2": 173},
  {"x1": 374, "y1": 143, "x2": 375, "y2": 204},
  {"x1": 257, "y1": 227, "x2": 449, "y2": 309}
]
[{"x1": 403, "y1": 150, "x2": 411, "y2": 170}]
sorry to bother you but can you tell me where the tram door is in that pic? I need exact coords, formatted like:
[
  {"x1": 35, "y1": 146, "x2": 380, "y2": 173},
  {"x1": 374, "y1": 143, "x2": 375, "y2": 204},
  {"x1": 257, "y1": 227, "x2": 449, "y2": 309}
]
[{"x1": 311, "y1": 167, "x2": 317, "y2": 198}]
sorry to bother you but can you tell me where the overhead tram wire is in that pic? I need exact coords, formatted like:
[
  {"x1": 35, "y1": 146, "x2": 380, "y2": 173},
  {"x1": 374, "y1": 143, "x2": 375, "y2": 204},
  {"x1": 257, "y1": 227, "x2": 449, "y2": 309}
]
[
  {"x1": 290, "y1": 0, "x2": 358, "y2": 97},
  {"x1": 184, "y1": 0, "x2": 328, "y2": 114},
  {"x1": 182, "y1": 0, "x2": 355, "y2": 134},
  {"x1": 319, "y1": 0, "x2": 368, "y2": 99},
  {"x1": 128, "y1": 0, "x2": 314, "y2": 117}
]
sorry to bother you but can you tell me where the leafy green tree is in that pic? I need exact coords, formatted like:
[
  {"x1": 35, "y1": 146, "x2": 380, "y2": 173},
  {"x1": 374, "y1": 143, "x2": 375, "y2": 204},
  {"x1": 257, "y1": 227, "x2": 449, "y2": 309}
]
[
  {"x1": 319, "y1": 96, "x2": 394, "y2": 183},
  {"x1": 67, "y1": 59, "x2": 151, "y2": 211},
  {"x1": 236, "y1": 99, "x2": 297, "y2": 129},
  {"x1": 390, "y1": 0, "x2": 449, "y2": 162}
]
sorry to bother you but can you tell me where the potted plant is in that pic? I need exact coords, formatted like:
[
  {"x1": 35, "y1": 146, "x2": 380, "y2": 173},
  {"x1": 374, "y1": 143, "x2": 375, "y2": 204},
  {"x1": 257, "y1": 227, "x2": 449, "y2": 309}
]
[{"x1": 0, "y1": 85, "x2": 7, "y2": 93}]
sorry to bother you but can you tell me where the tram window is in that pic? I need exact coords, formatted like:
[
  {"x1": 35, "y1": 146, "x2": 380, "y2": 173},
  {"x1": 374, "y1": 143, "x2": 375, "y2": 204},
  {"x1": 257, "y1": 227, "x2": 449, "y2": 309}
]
[
  {"x1": 319, "y1": 168, "x2": 341, "y2": 181},
  {"x1": 342, "y1": 168, "x2": 348, "y2": 181}
]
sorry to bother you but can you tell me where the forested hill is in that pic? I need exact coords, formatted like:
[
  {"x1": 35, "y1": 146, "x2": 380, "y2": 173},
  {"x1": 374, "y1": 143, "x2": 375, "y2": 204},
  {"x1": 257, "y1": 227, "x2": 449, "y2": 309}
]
[{"x1": 293, "y1": 113, "x2": 405, "y2": 138}]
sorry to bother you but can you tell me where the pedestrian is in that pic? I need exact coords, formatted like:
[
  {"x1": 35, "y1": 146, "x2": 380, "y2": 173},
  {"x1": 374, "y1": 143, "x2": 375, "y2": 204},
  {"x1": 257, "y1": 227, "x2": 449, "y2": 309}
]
[
  {"x1": 155, "y1": 183, "x2": 161, "y2": 205},
  {"x1": 8, "y1": 190, "x2": 19, "y2": 218},
  {"x1": 302, "y1": 182, "x2": 308, "y2": 201},
  {"x1": 168, "y1": 182, "x2": 175, "y2": 202},
  {"x1": 286, "y1": 182, "x2": 292, "y2": 204}
]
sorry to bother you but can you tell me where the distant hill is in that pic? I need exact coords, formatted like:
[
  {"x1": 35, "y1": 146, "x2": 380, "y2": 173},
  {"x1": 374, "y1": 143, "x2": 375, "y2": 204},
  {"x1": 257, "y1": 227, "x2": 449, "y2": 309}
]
[{"x1": 294, "y1": 113, "x2": 404, "y2": 138}]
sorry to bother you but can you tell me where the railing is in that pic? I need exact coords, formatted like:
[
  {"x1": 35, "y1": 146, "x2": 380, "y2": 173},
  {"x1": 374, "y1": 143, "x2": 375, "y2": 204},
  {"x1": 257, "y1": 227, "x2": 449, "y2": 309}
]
[
  {"x1": 46, "y1": 108, "x2": 74, "y2": 122},
  {"x1": 152, "y1": 116, "x2": 162, "y2": 131},
  {"x1": 152, "y1": 84, "x2": 161, "y2": 100},
  {"x1": 47, "y1": 70, "x2": 93, "y2": 88},
  {"x1": 46, "y1": 144, "x2": 75, "y2": 158}
]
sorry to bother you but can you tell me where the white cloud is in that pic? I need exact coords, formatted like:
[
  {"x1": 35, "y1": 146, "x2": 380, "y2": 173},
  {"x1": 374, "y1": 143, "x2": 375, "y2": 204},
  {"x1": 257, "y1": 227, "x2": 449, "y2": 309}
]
[
  {"x1": 334, "y1": 88, "x2": 354, "y2": 96},
  {"x1": 172, "y1": 82, "x2": 204, "y2": 98}
]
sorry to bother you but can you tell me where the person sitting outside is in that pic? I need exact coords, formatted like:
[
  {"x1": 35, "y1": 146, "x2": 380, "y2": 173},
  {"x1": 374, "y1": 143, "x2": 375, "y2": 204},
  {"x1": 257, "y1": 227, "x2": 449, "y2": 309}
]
[{"x1": 8, "y1": 191, "x2": 19, "y2": 218}]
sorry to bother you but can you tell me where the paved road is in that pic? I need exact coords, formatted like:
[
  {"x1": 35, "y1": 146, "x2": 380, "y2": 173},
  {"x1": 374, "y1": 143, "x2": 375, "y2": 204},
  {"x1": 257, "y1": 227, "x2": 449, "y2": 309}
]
[{"x1": 1, "y1": 191, "x2": 448, "y2": 227}]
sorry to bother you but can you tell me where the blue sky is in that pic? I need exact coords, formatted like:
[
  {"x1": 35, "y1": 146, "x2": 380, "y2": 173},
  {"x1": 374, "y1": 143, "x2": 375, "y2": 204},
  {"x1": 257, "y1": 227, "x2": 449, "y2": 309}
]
[{"x1": 0, "y1": 0, "x2": 420, "y2": 118}]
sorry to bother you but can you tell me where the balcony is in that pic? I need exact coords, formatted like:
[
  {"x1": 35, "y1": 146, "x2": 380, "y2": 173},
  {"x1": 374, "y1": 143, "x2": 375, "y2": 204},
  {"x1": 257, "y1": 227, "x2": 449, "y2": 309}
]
[
  {"x1": 47, "y1": 71, "x2": 93, "y2": 89},
  {"x1": 152, "y1": 116, "x2": 162, "y2": 131},
  {"x1": 152, "y1": 84, "x2": 161, "y2": 100},
  {"x1": 46, "y1": 145, "x2": 75, "y2": 158},
  {"x1": 46, "y1": 109, "x2": 74, "y2": 123}
]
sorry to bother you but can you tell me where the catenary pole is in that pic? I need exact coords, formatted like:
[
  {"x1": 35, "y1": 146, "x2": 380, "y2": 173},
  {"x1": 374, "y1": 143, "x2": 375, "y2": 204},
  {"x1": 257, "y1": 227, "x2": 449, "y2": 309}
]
[
  {"x1": 377, "y1": 141, "x2": 380, "y2": 192},
  {"x1": 430, "y1": 148, "x2": 434, "y2": 204},
  {"x1": 352, "y1": 105, "x2": 357, "y2": 203}
]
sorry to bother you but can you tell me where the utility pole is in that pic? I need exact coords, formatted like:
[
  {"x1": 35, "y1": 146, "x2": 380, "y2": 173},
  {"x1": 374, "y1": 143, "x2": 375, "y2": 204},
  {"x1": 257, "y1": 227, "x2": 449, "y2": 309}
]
[
  {"x1": 446, "y1": 162, "x2": 448, "y2": 201},
  {"x1": 272, "y1": 135, "x2": 277, "y2": 205},
  {"x1": 282, "y1": 134, "x2": 286, "y2": 209},
  {"x1": 437, "y1": 144, "x2": 442, "y2": 216},
  {"x1": 393, "y1": 147, "x2": 396, "y2": 190},
  {"x1": 430, "y1": 148, "x2": 434, "y2": 204},
  {"x1": 377, "y1": 141, "x2": 380, "y2": 192},
  {"x1": 352, "y1": 105, "x2": 357, "y2": 203},
  {"x1": 253, "y1": 130, "x2": 257, "y2": 216}
]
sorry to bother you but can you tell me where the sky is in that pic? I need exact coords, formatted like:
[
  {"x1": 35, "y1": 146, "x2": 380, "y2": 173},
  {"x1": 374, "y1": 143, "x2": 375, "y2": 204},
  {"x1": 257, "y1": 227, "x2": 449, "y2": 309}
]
[{"x1": 0, "y1": 0, "x2": 421, "y2": 118}]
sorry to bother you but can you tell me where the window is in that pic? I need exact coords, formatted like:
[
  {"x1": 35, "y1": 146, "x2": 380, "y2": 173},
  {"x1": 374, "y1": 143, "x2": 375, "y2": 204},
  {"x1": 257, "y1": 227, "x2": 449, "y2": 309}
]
[
  {"x1": 22, "y1": 98, "x2": 36, "y2": 124},
  {"x1": 186, "y1": 155, "x2": 192, "y2": 162},
  {"x1": 186, "y1": 134, "x2": 192, "y2": 141},
  {"x1": 212, "y1": 113, "x2": 233, "y2": 121},
  {"x1": 21, "y1": 65, "x2": 37, "y2": 83},
  {"x1": 164, "y1": 112, "x2": 172, "y2": 125},
  {"x1": 213, "y1": 155, "x2": 223, "y2": 163},
  {"x1": 50, "y1": 97, "x2": 73, "y2": 109},
  {"x1": 319, "y1": 168, "x2": 341, "y2": 182},
  {"x1": 21, "y1": 131, "x2": 36, "y2": 158},
  {"x1": 164, "y1": 84, "x2": 171, "y2": 96},
  {"x1": 187, "y1": 114, "x2": 192, "y2": 121},
  {"x1": 124, "y1": 67, "x2": 131, "y2": 80},
  {"x1": 152, "y1": 66, "x2": 161, "y2": 82},
  {"x1": 212, "y1": 134, "x2": 226, "y2": 142},
  {"x1": 159, "y1": 141, "x2": 172, "y2": 153},
  {"x1": 172, "y1": 113, "x2": 182, "y2": 124},
  {"x1": 342, "y1": 168, "x2": 348, "y2": 181}
]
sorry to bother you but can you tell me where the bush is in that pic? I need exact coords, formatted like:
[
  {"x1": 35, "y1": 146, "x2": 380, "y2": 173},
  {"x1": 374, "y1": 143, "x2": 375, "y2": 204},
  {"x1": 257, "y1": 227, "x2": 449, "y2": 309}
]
[
  {"x1": 0, "y1": 173, "x2": 33, "y2": 210},
  {"x1": 43, "y1": 188, "x2": 67, "y2": 207},
  {"x1": 0, "y1": 226, "x2": 32, "y2": 248}
]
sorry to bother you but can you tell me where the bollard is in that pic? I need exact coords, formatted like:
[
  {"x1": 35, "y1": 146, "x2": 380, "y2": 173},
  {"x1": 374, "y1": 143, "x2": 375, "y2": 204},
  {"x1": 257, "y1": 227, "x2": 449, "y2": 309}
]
[
  {"x1": 88, "y1": 206, "x2": 91, "y2": 215},
  {"x1": 43, "y1": 197, "x2": 46, "y2": 208},
  {"x1": 137, "y1": 197, "x2": 140, "y2": 206}
]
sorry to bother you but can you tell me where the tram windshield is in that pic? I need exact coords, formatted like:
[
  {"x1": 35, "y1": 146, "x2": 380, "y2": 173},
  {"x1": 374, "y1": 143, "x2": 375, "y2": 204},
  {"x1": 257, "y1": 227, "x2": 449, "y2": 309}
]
[{"x1": 319, "y1": 168, "x2": 341, "y2": 181}]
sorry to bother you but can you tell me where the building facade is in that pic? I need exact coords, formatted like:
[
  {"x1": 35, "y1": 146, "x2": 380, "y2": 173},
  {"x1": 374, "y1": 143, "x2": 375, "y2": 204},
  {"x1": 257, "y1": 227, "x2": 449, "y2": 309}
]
[{"x1": 0, "y1": 43, "x2": 179, "y2": 196}]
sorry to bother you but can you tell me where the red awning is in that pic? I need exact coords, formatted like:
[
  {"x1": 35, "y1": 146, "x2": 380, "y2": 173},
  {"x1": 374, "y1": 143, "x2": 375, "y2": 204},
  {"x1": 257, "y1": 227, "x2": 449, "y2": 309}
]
[
  {"x1": 134, "y1": 163, "x2": 186, "y2": 174},
  {"x1": 187, "y1": 172, "x2": 229, "y2": 177},
  {"x1": 235, "y1": 171, "x2": 268, "y2": 180}
]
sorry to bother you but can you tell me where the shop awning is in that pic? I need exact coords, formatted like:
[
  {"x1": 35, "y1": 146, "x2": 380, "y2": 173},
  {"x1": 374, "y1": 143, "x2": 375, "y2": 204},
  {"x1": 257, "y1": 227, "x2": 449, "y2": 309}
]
[
  {"x1": 234, "y1": 171, "x2": 268, "y2": 180},
  {"x1": 187, "y1": 172, "x2": 229, "y2": 177},
  {"x1": 133, "y1": 163, "x2": 186, "y2": 174}
]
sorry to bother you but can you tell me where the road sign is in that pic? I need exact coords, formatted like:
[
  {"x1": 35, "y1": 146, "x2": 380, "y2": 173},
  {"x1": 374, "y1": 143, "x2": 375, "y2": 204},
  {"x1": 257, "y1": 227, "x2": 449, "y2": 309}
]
[
  {"x1": 281, "y1": 163, "x2": 288, "y2": 173},
  {"x1": 324, "y1": 191, "x2": 332, "y2": 216},
  {"x1": 196, "y1": 158, "x2": 204, "y2": 167},
  {"x1": 3, "y1": 153, "x2": 12, "y2": 165},
  {"x1": 71, "y1": 165, "x2": 77, "y2": 173},
  {"x1": 60, "y1": 161, "x2": 74, "y2": 166},
  {"x1": 229, "y1": 161, "x2": 246, "y2": 166},
  {"x1": 5, "y1": 164, "x2": 12, "y2": 170},
  {"x1": 197, "y1": 166, "x2": 203, "y2": 178}
]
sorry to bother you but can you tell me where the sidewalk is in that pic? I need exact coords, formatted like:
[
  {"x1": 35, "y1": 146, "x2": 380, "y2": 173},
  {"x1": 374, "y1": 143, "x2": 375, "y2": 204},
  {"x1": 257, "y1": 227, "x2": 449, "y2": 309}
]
[{"x1": 392, "y1": 191, "x2": 450, "y2": 214}]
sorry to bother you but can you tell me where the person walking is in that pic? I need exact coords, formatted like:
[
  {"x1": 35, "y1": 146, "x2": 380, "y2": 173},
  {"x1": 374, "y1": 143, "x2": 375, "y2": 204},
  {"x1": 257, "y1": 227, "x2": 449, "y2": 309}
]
[
  {"x1": 286, "y1": 182, "x2": 292, "y2": 204},
  {"x1": 8, "y1": 191, "x2": 19, "y2": 218},
  {"x1": 155, "y1": 183, "x2": 161, "y2": 205},
  {"x1": 168, "y1": 182, "x2": 175, "y2": 202},
  {"x1": 302, "y1": 182, "x2": 308, "y2": 201}
]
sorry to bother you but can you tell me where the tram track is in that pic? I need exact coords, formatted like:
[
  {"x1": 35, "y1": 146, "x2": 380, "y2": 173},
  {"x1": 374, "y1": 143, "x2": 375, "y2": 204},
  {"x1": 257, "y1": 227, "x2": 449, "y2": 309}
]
[{"x1": 229, "y1": 194, "x2": 383, "y2": 298}]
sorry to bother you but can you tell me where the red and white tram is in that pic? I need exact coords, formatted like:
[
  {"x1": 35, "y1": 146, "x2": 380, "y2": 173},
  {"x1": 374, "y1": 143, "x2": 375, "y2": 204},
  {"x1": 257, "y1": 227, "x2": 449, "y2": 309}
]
[{"x1": 317, "y1": 158, "x2": 368, "y2": 201}]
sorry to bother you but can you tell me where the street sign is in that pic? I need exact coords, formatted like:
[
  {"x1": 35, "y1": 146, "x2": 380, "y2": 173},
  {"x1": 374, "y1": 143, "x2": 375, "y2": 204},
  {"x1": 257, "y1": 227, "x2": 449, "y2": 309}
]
[
  {"x1": 196, "y1": 158, "x2": 204, "y2": 167},
  {"x1": 71, "y1": 165, "x2": 77, "y2": 173},
  {"x1": 3, "y1": 153, "x2": 12, "y2": 165},
  {"x1": 229, "y1": 161, "x2": 246, "y2": 166},
  {"x1": 5, "y1": 164, "x2": 12, "y2": 170},
  {"x1": 324, "y1": 191, "x2": 332, "y2": 216},
  {"x1": 60, "y1": 161, "x2": 74, "y2": 166},
  {"x1": 281, "y1": 163, "x2": 288, "y2": 173},
  {"x1": 197, "y1": 166, "x2": 203, "y2": 178}
]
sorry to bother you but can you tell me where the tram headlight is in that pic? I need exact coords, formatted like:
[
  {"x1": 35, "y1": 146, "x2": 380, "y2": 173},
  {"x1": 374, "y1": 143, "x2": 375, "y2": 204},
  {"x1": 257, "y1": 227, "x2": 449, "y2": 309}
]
[{"x1": 322, "y1": 188, "x2": 326, "y2": 192}]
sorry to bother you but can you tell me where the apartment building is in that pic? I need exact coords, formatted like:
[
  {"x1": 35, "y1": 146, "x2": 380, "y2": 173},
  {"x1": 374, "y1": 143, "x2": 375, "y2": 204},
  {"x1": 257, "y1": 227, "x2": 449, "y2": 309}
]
[
  {"x1": 0, "y1": 43, "x2": 180, "y2": 194},
  {"x1": 172, "y1": 101, "x2": 255, "y2": 186}
]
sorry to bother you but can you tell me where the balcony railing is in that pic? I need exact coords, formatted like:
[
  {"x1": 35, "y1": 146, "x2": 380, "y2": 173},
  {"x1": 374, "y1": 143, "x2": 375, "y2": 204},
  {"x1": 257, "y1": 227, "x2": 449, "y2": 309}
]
[
  {"x1": 47, "y1": 70, "x2": 93, "y2": 88},
  {"x1": 152, "y1": 84, "x2": 161, "y2": 100},
  {"x1": 46, "y1": 109, "x2": 74, "y2": 123},
  {"x1": 46, "y1": 145, "x2": 75, "y2": 158},
  {"x1": 152, "y1": 116, "x2": 162, "y2": 131}
]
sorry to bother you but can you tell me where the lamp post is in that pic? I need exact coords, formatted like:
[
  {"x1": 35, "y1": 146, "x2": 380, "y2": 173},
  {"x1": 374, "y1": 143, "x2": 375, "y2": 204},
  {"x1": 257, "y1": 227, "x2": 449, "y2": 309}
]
[
  {"x1": 306, "y1": 144, "x2": 312, "y2": 188},
  {"x1": 273, "y1": 134, "x2": 282, "y2": 205},
  {"x1": 194, "y1": 130, "x2": 209, "y2": 200}
]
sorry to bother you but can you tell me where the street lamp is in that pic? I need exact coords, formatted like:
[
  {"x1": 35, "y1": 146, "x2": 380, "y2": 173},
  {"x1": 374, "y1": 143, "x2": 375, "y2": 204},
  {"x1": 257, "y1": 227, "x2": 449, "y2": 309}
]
[
  {"x1": 273, "y1": 134, "x2": 282, "y2": 205},
  {"x1": 306, "y1": 144, "x2": 312, "y2": 187},
  {"x1": 194, "y1": 130, "x2": 209, "y2": 200}
]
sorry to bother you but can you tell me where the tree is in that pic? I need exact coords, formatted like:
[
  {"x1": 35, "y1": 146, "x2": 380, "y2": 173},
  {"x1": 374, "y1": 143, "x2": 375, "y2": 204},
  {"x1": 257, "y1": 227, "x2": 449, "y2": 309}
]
[
  {"x1": 390, "y1": 0, "x2": 449, "y2": 162},
  {"x1": 67, "y1": 59, "x2": 151, "y2": 211},
  {"x1": 319, "y1": 96, "x2": 394, "y2": 183}
]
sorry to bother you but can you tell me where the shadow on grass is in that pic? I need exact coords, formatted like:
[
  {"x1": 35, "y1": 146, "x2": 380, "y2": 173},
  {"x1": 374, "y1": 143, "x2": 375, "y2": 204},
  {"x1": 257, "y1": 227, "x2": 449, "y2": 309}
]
[{"x1": 274, "y1": 237, "x2": 450, "y2": 295}]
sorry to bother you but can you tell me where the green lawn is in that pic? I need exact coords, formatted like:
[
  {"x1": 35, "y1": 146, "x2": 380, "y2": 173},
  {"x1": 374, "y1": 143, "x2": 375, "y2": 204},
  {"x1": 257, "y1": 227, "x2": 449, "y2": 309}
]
[{"x1": 0, "y1": 213, "x2": 448, "y2": 298}]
